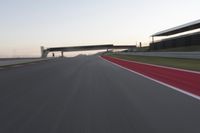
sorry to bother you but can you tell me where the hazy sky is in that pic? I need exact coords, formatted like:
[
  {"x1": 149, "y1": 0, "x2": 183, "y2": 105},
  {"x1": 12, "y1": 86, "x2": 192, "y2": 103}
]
[{"x1": 0, "y1": 0, "x2": 200, "y2": 57}]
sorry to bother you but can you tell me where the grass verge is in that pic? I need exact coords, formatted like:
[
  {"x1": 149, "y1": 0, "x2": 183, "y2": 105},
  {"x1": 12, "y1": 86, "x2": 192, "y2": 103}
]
[{"x1": 104, "y1": 53, "x2": 200, "y2": 72}]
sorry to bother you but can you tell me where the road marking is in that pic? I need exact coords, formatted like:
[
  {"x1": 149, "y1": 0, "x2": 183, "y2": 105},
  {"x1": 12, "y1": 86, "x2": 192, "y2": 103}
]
[
  {"x1": 100, "y1": 56, "x2": 200, "y2": 101},
  {"x1": 29, "y1": 63, "x2": 37, "y2": 65},
  {"x1": 11, "y1": 65, "x2": 24, "y2": 68}
]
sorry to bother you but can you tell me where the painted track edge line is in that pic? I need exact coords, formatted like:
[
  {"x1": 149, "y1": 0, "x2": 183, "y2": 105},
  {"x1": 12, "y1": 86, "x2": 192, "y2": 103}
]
[
  {"x1": 99, "y1": 56, "x2": 200, "y2": 101},
  {"x1": 11, "y1": 65, "x2": 24, "y2": 67}
]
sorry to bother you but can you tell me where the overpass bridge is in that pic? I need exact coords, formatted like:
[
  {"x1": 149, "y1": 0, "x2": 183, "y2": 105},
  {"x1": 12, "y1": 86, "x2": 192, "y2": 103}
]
[{"x1": 41, "y1": 44, "x2": 136, "y2": 57}]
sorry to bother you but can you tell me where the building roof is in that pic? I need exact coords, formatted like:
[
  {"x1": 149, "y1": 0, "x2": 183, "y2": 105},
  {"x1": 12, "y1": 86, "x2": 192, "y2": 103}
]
[{"x1": 152, "y1": 19, "x2": 200, "y2": 36}]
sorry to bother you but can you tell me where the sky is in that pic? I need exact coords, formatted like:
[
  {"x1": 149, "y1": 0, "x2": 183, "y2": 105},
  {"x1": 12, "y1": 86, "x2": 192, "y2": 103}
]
[{"x1": 0, "y1": 0, "x2": 200, "y2": 57}]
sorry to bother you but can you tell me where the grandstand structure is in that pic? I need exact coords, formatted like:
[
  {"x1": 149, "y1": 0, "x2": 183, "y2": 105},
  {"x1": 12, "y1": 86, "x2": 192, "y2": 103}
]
[{"x1": 150, "y1": 19, "x2": 200, "y2": 50}]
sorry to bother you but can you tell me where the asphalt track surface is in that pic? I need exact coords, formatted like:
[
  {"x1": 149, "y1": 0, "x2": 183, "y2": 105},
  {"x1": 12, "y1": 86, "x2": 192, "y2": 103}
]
[{"x1": 0, "y1": 55, "x2": 200, "y2": 133}]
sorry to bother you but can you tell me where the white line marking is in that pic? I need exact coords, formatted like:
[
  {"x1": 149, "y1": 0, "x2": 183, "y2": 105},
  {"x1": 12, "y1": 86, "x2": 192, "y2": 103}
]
[
  {"x1": 100, "y1": 56, "x2": 200, "y2": 101},
  {"x1": 11, "y1": 65, "x2": 24, "y2": 67},
  {"x1": 109, "y1": 56, "x2": 200, "y2": 74},
  {"x1": 29, "y1": 63, "x2": 37, "y2": 65}
]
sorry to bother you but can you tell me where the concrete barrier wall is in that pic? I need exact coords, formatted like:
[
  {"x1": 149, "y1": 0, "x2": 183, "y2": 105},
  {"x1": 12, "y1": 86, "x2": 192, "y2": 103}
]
[{"x1": 0, "y1": 58, "x2": 49, "y2": 67}]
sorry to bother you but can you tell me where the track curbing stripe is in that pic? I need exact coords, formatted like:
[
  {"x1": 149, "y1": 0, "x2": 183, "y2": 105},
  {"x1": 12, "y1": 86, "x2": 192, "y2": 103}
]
[
  {"x1": 100, "y1": 56, "x2": 200, "y2": 101},
  {"x1": 109, "y1": 55, "x2": 200, "y2": 74}
]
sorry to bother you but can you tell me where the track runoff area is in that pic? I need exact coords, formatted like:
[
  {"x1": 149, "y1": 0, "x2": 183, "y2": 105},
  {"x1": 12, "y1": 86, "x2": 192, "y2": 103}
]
[{"x1": 101, "y1": 55, "x2": 200, "y2": 101}]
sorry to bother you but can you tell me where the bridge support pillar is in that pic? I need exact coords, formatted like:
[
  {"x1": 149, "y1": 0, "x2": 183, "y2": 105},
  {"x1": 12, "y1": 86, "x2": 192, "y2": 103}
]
[
  {"x1": 61, "y1": 51, "x2": 64, "y2": 57},
  {"x1": 41, "y1": 46, "x2": 48, "y2": 58},
  {"x1": 152, "y1": 36, "x2": 154, "y2": 44}
]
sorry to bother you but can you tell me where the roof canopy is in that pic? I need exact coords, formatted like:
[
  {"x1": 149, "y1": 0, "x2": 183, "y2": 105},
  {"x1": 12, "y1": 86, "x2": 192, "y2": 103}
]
[{"x1": 152, "y1": 19, "x2": 200, "y2": 37}]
